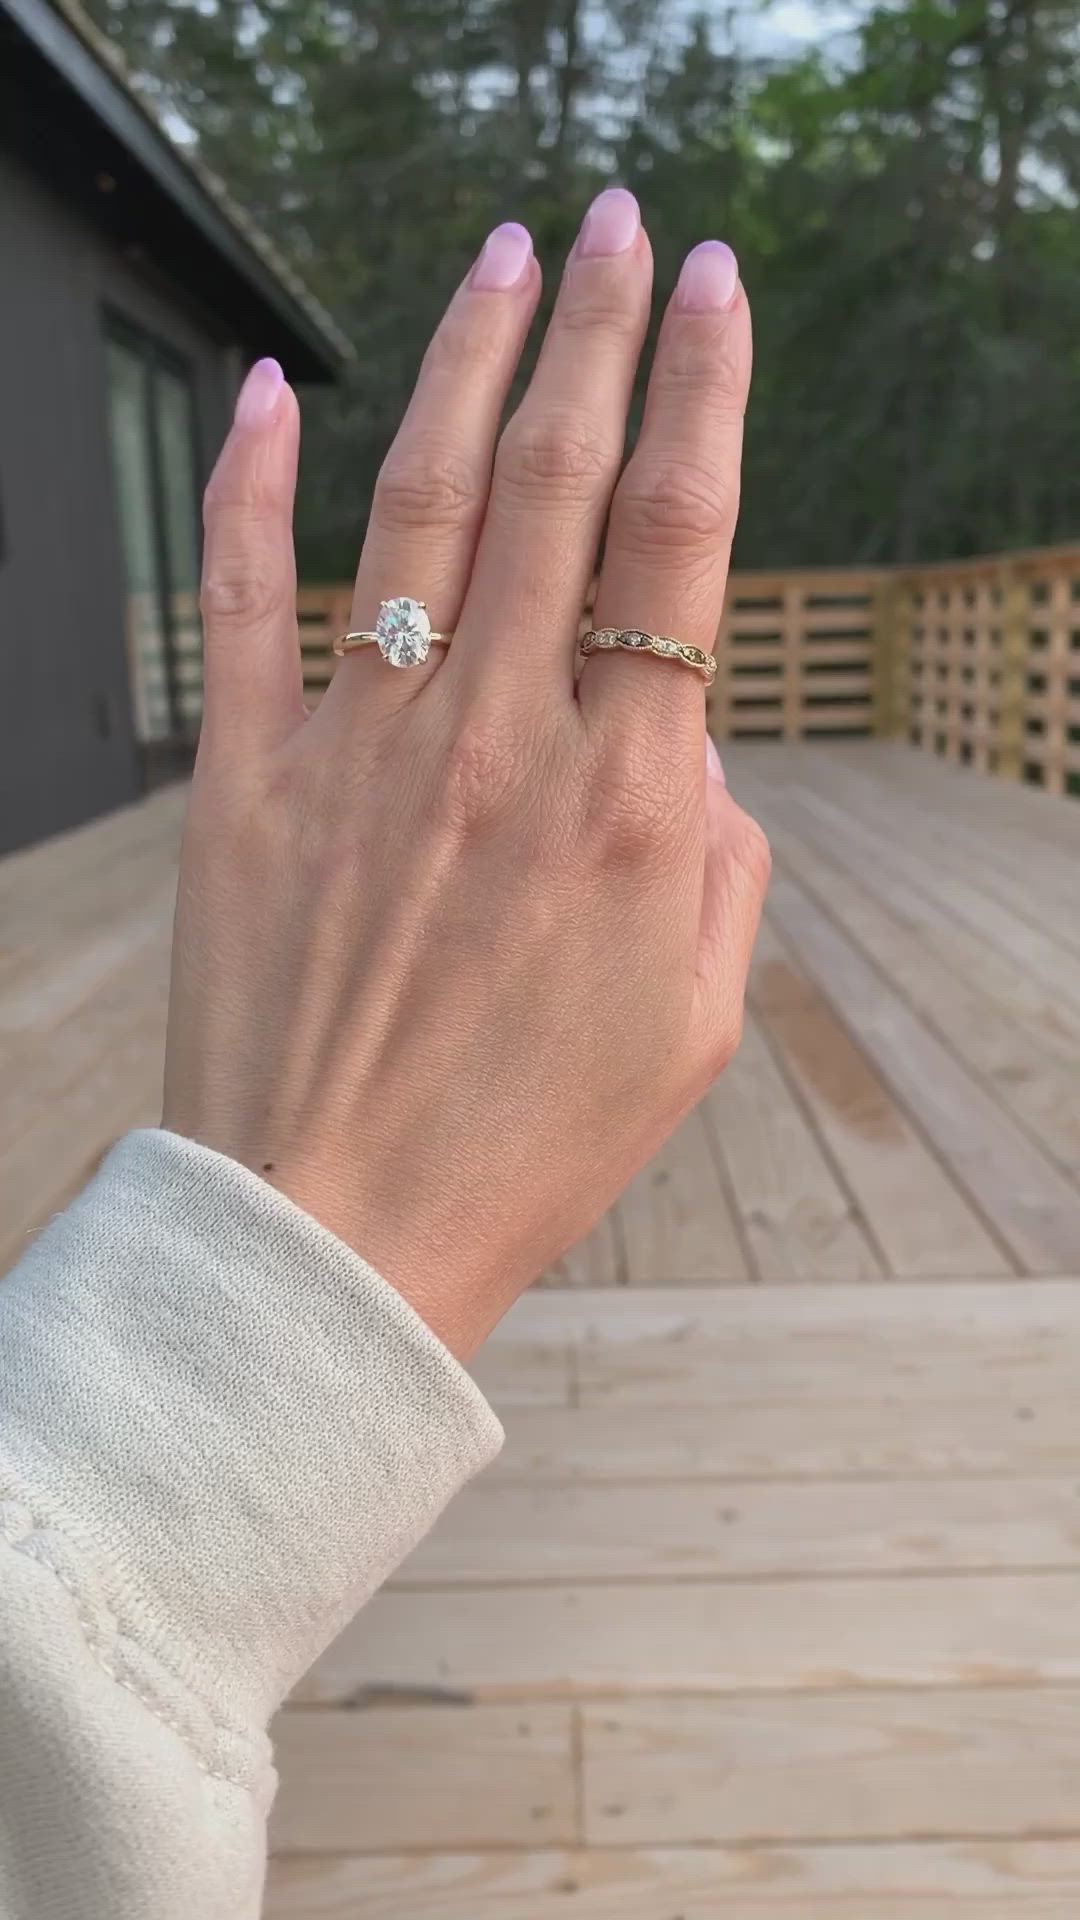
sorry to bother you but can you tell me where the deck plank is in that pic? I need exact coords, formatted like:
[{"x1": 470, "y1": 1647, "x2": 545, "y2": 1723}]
[
  {"x1": 0, "y1": 1007, "x2": 166, "y2": 1271},
  {"x1": 796, "y1": 746, "x2": 1080, "y2": 960},
  {"x1": 271, "y1": 1704, "x2": 576, "y2": 1853},
  {"x1": 540, "y1": 1206, "x2": 624, "y2": 1287},
  {"x1": 619, "y1": 1106, "x2": 749, "y2": 1285},
  {"x1": 490, "y1": 1398, "x2": 1080, "y2": 1483},
  {"x1": 746, "y1": 924, "x2": 1011, "y2": 1276},
  {"x1": 266, "y1": 1839, "x2": 1080, "y2": 1916},
  {"x1": 583, "y1": 1688, "x2": 1080, "y2": 1845},
  {"x1": 703, "y1": 1013, "x2": 881, "y2": 1280},
  {"x1": 778, "y1": 764, "x2": 1080, "y2": 1023},
  {"x1": 299, "y1": 1570, "x2": 1080, "y2": 1702},
  {"x1": 0, "y1": 931, "x2": 171, "y2": 1150},
  {"x1": 763, "y1": 873, "x2": 1080, "y2": 1271},
  {"x1": 494, "y1": 1277, "x2": 1080, "y2": 1347},
  {"x1": 762, "y1": 817, "x2": 1080, "y2": 1182},
  {"x1": 398, "y1": 1475, "x2": 1080, "y2": 1583},
  {"x1": 468, "y1": 1342, "x2": 574, "y2": 1409}
]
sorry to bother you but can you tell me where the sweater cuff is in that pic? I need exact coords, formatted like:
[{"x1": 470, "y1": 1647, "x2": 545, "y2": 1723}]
[{"x1": 0, "y1": 1129, "x2": 502, "y2": 1724}]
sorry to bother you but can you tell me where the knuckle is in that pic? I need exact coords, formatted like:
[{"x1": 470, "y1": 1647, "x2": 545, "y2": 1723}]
[
  {"x1": 440, "y1": 715, "x2": 521, "y2": 832},
  {"x1": 615, "y1": 456, "x2": 739, "y2": 555},
  {"x1": 496, "y1": 410, "x2": 613, "y2": 506},
  {"x1": 658, "y1": 327, "x2": 749, "y2": 405},
  {"x1": 426, "y1": 313, "x2": 507, "y2": 376},
  {"x1": 374, "y1": 438, "x2": 480, "y2": 534},
  {"x1": 557, "y1": 294, "x2": 643, "y2": 347},
  {"x1": 582, "y1": 740, "x2": 692, "y2": 867},
  {"x1": 199, "y1": 546, "x2": 282, "y2": 631},
  {"x1": 204, "y1": 462, "x2": 278, "y2": 519}
]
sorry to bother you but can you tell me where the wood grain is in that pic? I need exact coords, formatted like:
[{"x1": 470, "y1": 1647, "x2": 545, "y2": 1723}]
[
  {"x1": 583, "y1": 1688, "x2": 1080, "y2": 1844},
  {"x1": 271, "y1": 1704, "x2": 576, "y2": 1852},
  {"x1": 495, "y1": 1278, "x2": 1080, "y2": 1356},
  {"x1": 619, "y1": 1107, "x2": 749, "y2": 1285},
  {"x1": 468, "y1": 1343, "x2": 573, "y2": 1409},
  {"x1": 703, "y1": 1014, "x2": 881, "y2": 1280},
  {"x1": 750, "y1": 808, "x2": 1080, "y2": 1187},
  {"x1": 266, "y1": 1839, "x2": 1080, "y2": 1917},
  {"x1": 744, "y1": 932, "x2": 1013, "y2": 1277},
  {"x1": 299, "y1": 1570, "x2": 1080, "y2": 1702},
  {"x1": 763, "y1": 873, "x2": 1080, "y2": 1272},
  {"x1": 490, "y1": 1399, "x2": 1080, "y2": 1483},
  {"x1": 398, "y1": 1476, "x2": 1080, "y2": 1584}
]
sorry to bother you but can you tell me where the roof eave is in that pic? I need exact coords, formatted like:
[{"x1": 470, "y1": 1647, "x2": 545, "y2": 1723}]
[{"x1": 3, "y1": 0, "x2": 353, "y2": 381}]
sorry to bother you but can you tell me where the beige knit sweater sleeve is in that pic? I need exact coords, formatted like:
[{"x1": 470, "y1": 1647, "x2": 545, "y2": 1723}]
[{"x1": 0, "y1": 1129, "x2": 504, "y2": 1918}]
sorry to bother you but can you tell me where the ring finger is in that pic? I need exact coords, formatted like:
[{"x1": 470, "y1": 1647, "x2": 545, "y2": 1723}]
[
  {"x1": 323, "y1": 223, "x2": 540, "y2": 719},
  {"x1": 581, "y1": 240, "x2": 751, "y2": 747}
]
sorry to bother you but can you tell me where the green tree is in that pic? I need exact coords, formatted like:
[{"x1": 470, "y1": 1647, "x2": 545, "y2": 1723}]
[{"x1": 83, "y1": 0, "x2": 1080, "y2": 570}]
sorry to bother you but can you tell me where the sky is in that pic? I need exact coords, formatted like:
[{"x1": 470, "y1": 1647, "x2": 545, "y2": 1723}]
[
  {"x1": 763, "y1": 0, "x2": 859, "y2": 45},
  {"x1": 580, "y1": 0, "x2": 865, "y2": 105}
]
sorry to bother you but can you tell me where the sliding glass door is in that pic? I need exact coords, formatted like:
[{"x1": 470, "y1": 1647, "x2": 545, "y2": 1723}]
[{"x1": 104, "y1": 321, "x2": 202, "y2": 754}]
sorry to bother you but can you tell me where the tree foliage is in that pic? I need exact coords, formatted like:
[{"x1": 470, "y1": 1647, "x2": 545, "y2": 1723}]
[{"x1": 86, "y1": 0, "x2": 1080, "y2": 571}]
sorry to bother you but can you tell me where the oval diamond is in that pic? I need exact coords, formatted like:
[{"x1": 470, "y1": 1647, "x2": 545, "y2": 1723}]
[{"x1": 375, "y1": 596, "x2": 432, "y2": 668}]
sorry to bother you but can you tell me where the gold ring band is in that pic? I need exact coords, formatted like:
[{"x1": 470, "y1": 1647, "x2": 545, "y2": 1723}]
[
  {"x1": 333, "y1": 629, "x2": 452, "y2": 657},
  {"x1": 581, "y1": 627, "x2": 717, "y2": 686}
]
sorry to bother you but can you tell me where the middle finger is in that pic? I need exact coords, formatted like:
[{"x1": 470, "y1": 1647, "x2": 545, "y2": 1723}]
[{"x1": 450, "y1": 188, "x2": 652, "y2": 706}]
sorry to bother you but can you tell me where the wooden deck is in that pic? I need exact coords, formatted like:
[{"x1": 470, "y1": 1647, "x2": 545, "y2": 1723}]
[{"x1": 4, "y1": 742, "x2": 1080, "y2": 1915}]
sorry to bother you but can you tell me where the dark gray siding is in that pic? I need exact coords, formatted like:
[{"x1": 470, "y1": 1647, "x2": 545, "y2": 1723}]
[{"x1": 0, "y1": 146, "x2": 232, "y2": 855}]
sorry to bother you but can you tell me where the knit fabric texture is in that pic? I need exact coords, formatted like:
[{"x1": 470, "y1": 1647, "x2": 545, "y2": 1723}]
[{"x1": 0, "y1": 1128, "x2": 503, "y2": 1917}]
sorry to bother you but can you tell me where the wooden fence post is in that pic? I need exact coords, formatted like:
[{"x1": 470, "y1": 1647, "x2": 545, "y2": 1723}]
[
  {"x1": 782, "y1": 582, "x2": 802, "y2": 739},
  {"x1": 996, "y1": 563, "x2": 1028, "y2": 782},
  {"x1": 873, "y1": 574, "x2": 908, "y2": 739}
]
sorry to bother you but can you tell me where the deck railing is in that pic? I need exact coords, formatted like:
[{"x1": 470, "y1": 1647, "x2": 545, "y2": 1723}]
[
  {"x1": 889, "y1": 545, "x2": 1080, "y2": 795},
  {"x1": 290, "y1": 544, "x2": 1080, "y2": 796}
]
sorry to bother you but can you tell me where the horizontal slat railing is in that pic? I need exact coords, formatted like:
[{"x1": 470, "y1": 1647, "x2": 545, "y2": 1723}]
[
  {"x1": 152, "y1": 546, "x2": 1080, "y2": 797},
  {"x1": 295, "y1": 570, "x2": 886, "y2": 744},
  {"x1": 892, "y1": 544, "x2": 1080, "y2": 795},
  {"x1": 712, "y1": 569, "x2": 884, "y2": 742}
]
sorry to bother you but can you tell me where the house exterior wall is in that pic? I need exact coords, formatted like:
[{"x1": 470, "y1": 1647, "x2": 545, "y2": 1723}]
[{"x1": 0, "y1": 146, "x2": 233, "y2": 855}]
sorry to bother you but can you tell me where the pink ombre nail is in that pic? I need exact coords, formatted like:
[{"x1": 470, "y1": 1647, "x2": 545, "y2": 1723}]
[
  {"x1": 577, "y1": 187, "x2": 640, "y2": 259},
  {"x1": 676, "y1": 242, "x2": 739, "y2": 314},
  {"x1": 470, "y1": 223, "x2": 533, "y2": 291},
  {"x1": 234, "y1": 358, "x2": 284, "y2": 427}
]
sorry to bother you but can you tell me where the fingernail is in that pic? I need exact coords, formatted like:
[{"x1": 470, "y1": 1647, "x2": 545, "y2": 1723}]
[
  {"x1": 577, "y1": 187, "x2": 640, "y2": 259},
  {"x1": 470, "y1": 222, "x2": 533, "y2": 291},
  {"x1": 677, "y1": 241, "x2": 739, "y2": 313},
  {"x1": 234, "y1": 357, "x2": 284, "y2": 427},
  {"x1": 706, "y1": 732, "x2": 726, "y2": 784}
]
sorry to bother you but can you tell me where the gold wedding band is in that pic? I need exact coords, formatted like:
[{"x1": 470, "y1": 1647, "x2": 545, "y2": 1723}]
[
  {"x1": 333, "y1": 596, "x2": 452, "y2": 669},
  {"x1": 581, "y1": 627, "x2": 717, "y2": 686},
  {"x1": 334, "y1": 629, "x2": 452, "y2": 656}
]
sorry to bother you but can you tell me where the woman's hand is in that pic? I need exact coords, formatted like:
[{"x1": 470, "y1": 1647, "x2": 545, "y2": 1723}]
[{"x1": 164, "y1": 190, "x2": 770, "y2": 1358}]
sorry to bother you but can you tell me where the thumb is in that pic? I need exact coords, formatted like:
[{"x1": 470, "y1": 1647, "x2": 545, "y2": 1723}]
[{"x1": 693, "y1": 732, "x2": 771, "y2": 1071}]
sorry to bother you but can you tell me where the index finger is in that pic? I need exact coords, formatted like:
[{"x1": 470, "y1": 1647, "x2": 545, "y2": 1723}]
[{"x1": 199, "y1": 359, "x2": 305, "y2": 751}]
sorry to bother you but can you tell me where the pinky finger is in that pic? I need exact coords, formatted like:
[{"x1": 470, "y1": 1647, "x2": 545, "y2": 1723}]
[{"x1": 199, "y1": 358, "x2": 304, "y2": 751}]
